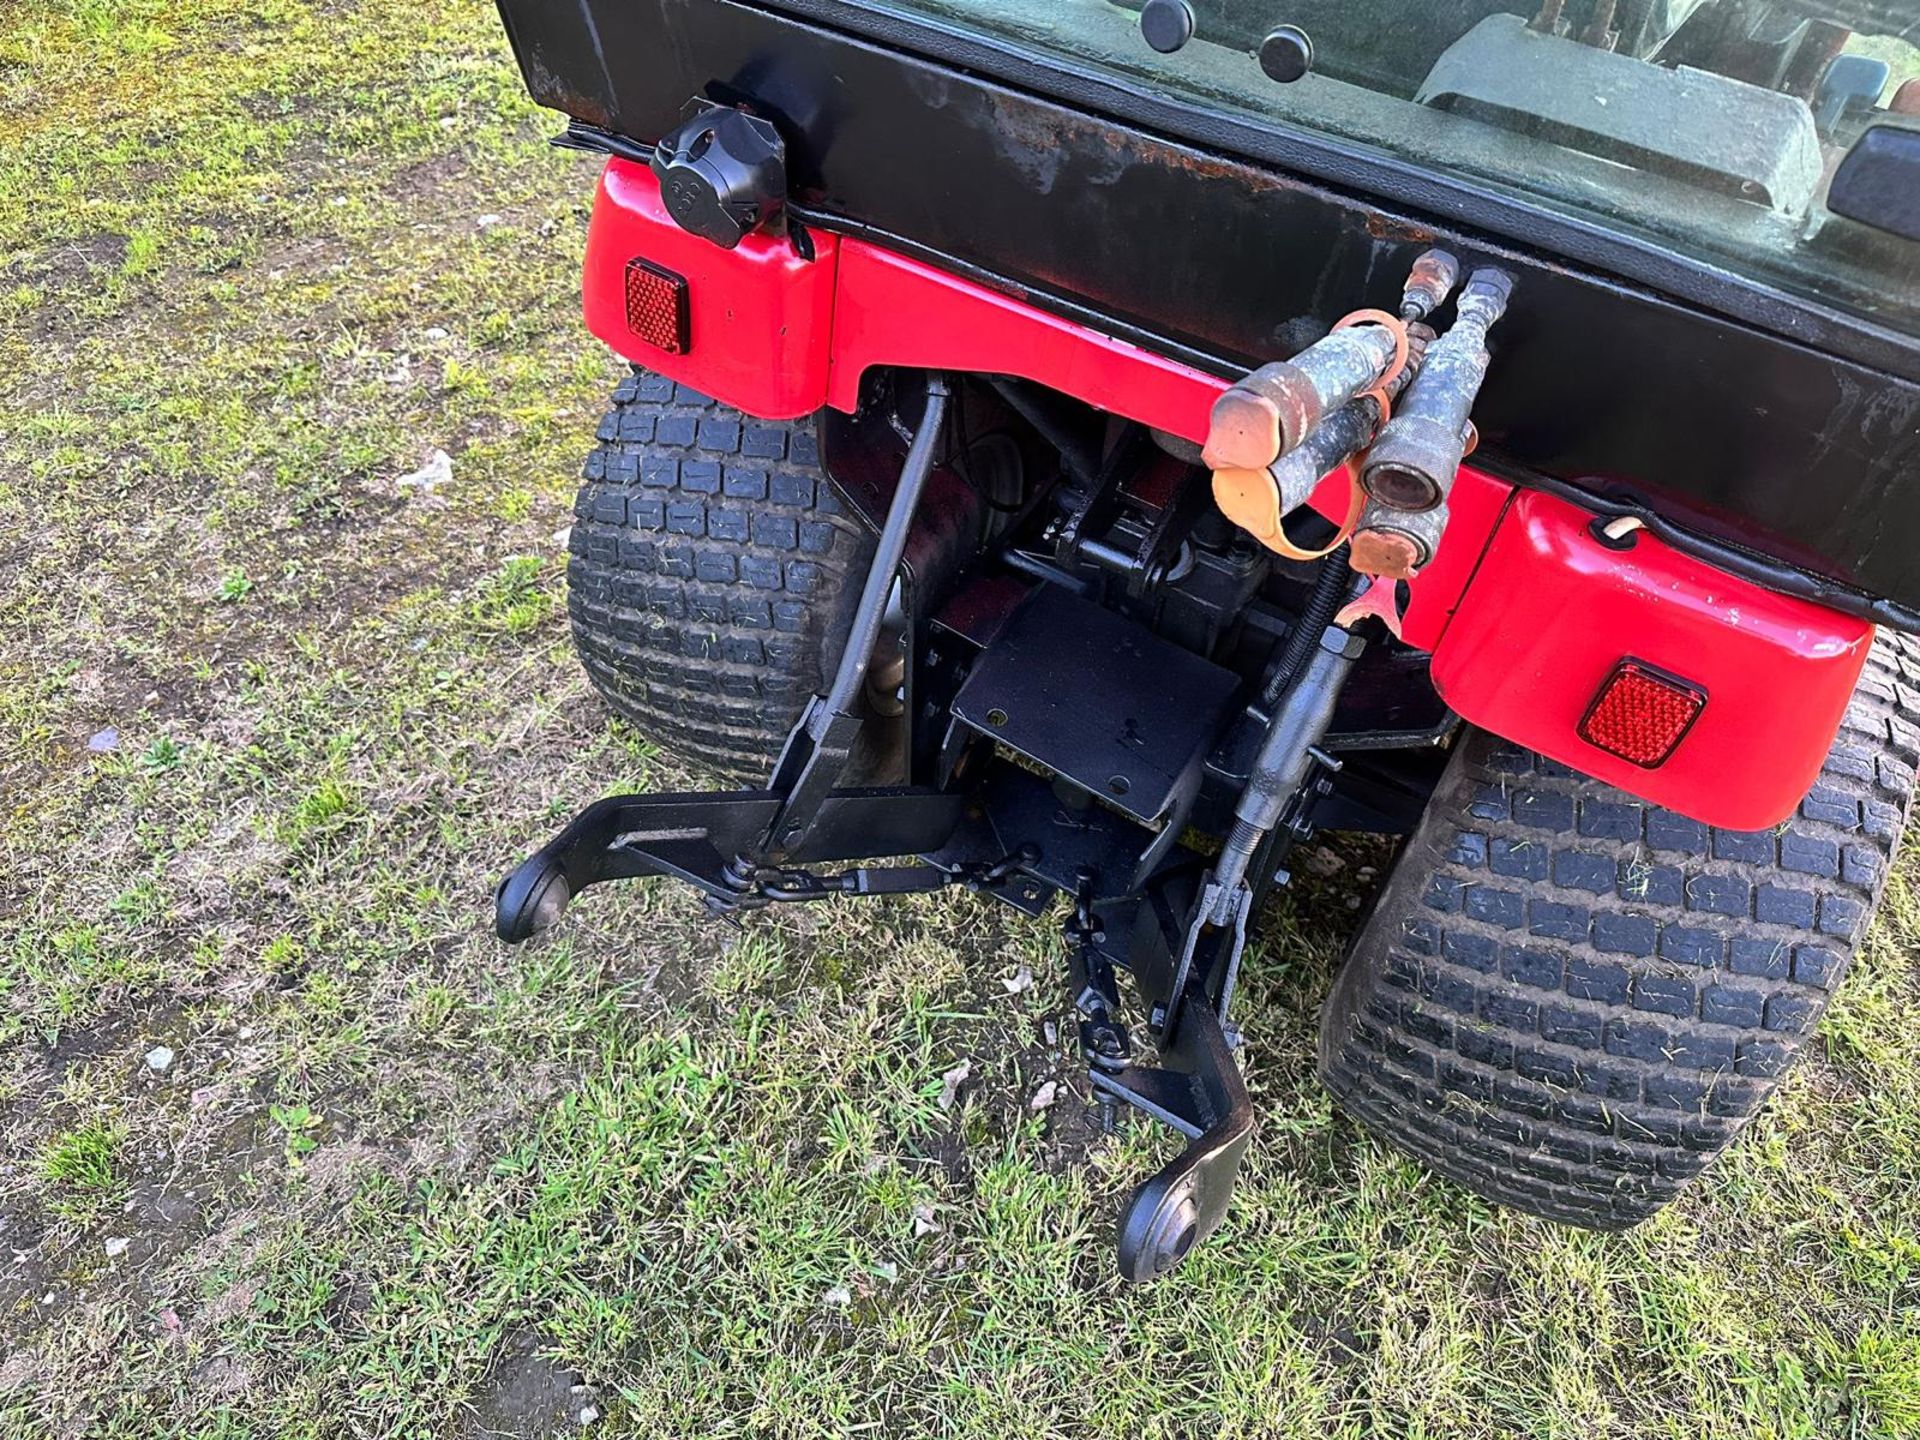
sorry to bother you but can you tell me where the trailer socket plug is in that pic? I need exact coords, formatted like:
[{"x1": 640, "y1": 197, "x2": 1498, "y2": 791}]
[{"x1": 650, "y1": 102, "x2": 787, "y2": 249}]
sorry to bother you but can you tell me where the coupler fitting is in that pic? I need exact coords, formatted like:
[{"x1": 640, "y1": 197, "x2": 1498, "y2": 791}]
[
  {"x1": 1348, "y1": 491, "x2": 1457, "y2": 580},
  {"x1": 1202, "y1": 326, "x2": 1401, "y2": 473},
  {"x1": 1202, "y1": 249, "x2": 1458, "y2": 473},
  {"x1": 1361, "y1": 267, "x2": 1514, "y2": 513},
  {"x1": 1210, "y1": 323, "x2": 1432, "y2": 557}
]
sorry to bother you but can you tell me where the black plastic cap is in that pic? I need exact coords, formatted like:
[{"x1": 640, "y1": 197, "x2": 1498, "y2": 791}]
[
  {"x1": 1830, "y1": 126, "x2": 1920, "y2": 243},
  {"x1": 1139, "y1": 0, "x2": 1195, "y2": 54},
  {"x1": 1258, "y1": 25, "x2": 1314, "y2": 83}
]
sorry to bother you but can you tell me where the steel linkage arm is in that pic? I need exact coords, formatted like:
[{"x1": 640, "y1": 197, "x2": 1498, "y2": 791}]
[
  {"x1": 755, "y1": 375, "x2": 953, "y2": 863},
  {"x1": 1092, "y1": 866, "x2": 1257, "y2": 1282},
  {"x1": 495, "y1": 375, "x2": 964, "y2": 940},
  {"x1": 1093, "y1": 585, "x2": 1372, "y2": 1281},
  {"x1": 494, "y1": 788, "x2": 972, "y2": 941}
]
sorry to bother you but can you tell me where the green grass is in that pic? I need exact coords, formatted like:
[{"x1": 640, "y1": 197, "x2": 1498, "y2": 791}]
[
  {"x1": 37, "y1": 1120, "x2": 126, "y2": 1222},
  {"x1": 3, "y1": 1, "x2": 1920, "y2": 1436}
]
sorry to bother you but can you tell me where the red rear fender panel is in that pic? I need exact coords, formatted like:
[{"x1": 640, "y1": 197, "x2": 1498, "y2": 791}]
[
  {"x1": 583, "y1": 161, "x2": 1494, "y2": 646},
  {"x1": 1431, "y1": 491, "x2": 1872, "y2": 830},
  {"x1": 584, "y1": 159, "x2": 1221, "y2": 433},
  {"x1": 583, "y1": 158, "x2": 1872, "y2": 831},
  {"x1": 583, "y1": 159, "x2": 839, "y2": 418}
]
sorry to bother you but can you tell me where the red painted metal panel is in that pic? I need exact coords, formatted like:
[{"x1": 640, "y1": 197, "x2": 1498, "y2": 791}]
[
  {"x1": 1431, "y1": 490, "x2": 1873, "y2": 829},
  {"x1": 579, "y1": 159, "x2": 1870, "y2": 827},
  {"x1": 583, "y1": 160, "x2": 838, "y2": 418},
  {"x1": 1400, "y1": 468, "x2": 1510, "y2": 653},
  {"x1": 824, "y1": 242, "x2": 1222, "y2": 443},
  {"x1": 581, "y1": 160, "x2": 1505, "y2": 648}
]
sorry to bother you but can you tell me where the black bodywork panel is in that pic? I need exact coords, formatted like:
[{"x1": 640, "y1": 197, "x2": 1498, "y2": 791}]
[{"x1": 494, "y1": 0, "x2": 1920, "y2": 618}]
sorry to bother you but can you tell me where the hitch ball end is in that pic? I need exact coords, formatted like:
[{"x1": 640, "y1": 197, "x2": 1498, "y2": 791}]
[{"x1": 495, "y1": 858, "x2": 574, "y2": 944}]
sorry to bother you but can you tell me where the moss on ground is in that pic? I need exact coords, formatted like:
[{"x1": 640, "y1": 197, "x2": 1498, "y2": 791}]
[{"x1": 3, "y1": 2, "x2": 1919, "y2": 1436}]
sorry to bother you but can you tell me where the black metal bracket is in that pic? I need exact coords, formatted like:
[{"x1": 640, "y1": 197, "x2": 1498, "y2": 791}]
[
  {"x1": 491, "y1": 365, "x2": 1395, "y2": 1281},
  {"x1": 1078, "y1": 607, "x2": 1367, "y2": 1280},
  {"x1": 1093, "y1": 998, "x2": 1253, "y2": 1282},
  {"x1": 1051, "y1": 864, "x2": 1254, "y2": 1283},
  {"x1": 498, "y1": 374, "x2": 963, "y2": 945},
  {"x1": 753, "y1": 376, "x2": 952, "y2": 865},
  {"x1": 494, "y1": 787, "x2": 970, "y2": 941}
]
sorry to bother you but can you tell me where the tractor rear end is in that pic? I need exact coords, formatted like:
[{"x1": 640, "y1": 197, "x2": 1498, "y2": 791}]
[{"x1": 489, "y1": 0, "x2": 1920, "y2": 1279}]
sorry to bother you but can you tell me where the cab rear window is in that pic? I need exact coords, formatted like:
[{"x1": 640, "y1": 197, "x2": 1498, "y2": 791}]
[{"x1": 883, "y1": 0, "x2": 1920, "y2": 335}]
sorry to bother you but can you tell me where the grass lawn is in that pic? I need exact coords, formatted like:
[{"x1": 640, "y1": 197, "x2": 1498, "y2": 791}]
[{"x1": 4, "y1": 2, "x2": 1920, "y2": 1436}]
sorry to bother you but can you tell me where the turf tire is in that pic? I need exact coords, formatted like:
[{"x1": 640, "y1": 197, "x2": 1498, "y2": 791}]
[
  {"x1": 1320, "y1": 631, "x2": 1920, "y2": 1228},
  {"x1": 566, "y1": 372, "x2": 874, "y2": 779}
]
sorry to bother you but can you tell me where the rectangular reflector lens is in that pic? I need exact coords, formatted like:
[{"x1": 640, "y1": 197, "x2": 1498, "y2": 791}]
[
  {"x1": 624, "y1": 258, "x2": 689, "y2": 354},
  {"x1": 1578, "y1": 659, "x2": 1706, "y2": 767}
]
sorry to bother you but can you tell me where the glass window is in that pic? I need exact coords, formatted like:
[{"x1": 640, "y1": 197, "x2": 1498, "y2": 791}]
[{"x1": 879, "y1": 0, "x2": 1920, "y2": 336}]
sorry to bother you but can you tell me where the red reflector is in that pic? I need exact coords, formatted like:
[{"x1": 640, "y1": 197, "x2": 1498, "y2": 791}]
[
  {"x1": 624, "y1": 258, "x2": 689, "y2": 353},
  {"x1": 1578, "y1": 660, "x2": 1707, "y2": 767}
]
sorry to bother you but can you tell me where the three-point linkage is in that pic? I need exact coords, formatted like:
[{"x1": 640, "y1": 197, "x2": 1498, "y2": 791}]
[{"x1": 496, "y1": 251, "x2": 1515, "y2": 1281}]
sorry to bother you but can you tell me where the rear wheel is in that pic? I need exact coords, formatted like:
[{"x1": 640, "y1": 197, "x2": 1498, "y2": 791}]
[
  {"x1": 1321, "y1": 632, "x2": 1920, "y2": 1228},
  {"x1": 566, "y1": 372, "x2": 874, "y2": 780}
]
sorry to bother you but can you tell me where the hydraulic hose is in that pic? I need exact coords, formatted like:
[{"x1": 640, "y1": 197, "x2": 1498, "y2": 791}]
[{"x1": 1209, "y1": 604, "x2": 1368, "y2": 915}]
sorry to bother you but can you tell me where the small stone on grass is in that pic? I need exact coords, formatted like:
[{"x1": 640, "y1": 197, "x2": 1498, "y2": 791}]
[
  {"x1": 1303, "y1": 846, "x2": 1345, "y2": 878},
  {"x1": 937, "y1": 1061, "x2": 970, "y2": 1112},
  {"x1": 144, "y1": 1046, "x2": 174, "y2": 1074},
  {"x1": 397, "y1": 448, "x2": 454, "y2": 492}
]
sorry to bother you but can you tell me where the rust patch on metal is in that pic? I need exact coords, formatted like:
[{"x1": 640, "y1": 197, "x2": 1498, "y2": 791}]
[{"x1": 1361, "y1": 208, "x2": 1436, "y2": 244}]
